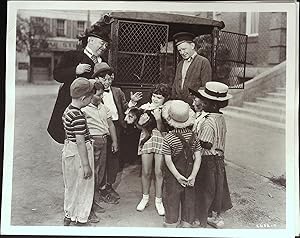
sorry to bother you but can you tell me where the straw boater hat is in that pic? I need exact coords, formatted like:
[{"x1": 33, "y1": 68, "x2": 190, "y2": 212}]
[
  {"x1": 189, "y1": 81, "x2": 232, "y2": 101},
  {"x1": 92, "y1": 62, "x2": 114, "y2": 78},
  {"x1": 162, "y1": 100, "x2": 195, "y2": 128}
]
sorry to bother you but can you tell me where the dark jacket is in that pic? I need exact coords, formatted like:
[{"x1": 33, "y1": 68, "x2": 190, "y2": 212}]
[
  {"x1": 172, "y1": 54, "x2": 212, "y2": 105},
  {"x1": 110, "y1": 86, "x2": 130, "y2": 129},
  {"x1": 47, "y1": 50, "x2": 97, "y2": 144}
]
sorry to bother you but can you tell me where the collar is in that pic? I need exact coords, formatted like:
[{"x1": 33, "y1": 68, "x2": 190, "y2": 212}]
[
  {"x1": 84, "y1": 46, "x2": 94, "y2": 57},
  {"x1": 103, "y1": 87, "x2": 112, "y2": 93},
  {"x1": 185, "y1": 52, "x2": 197, "y2": 62}
]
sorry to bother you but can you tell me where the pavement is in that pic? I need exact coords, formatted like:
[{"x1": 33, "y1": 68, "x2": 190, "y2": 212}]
[{"x1": 4, "y1": 83, "x2": 287, "y2": 231}]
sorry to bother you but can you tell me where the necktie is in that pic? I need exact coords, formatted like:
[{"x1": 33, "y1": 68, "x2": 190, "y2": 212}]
[{"x1": 91, "y1": 54, "x2": 98, "y2": 64}]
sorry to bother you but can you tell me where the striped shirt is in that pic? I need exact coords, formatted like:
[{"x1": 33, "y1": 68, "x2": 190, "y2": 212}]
[
  {"x1": 62, "y1": 104, "x2": 91, "y2": 142},
  {"x1": 162, "y1": 128, "x2": 201, "y2": 157},
  {"x1": 198, "y1": 113, "x2": 226, "y2": 156}
]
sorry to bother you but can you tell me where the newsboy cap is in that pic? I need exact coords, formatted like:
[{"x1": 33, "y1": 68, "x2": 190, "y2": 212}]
[
  {"x1": 70, "y1": 77, "x2": 95, "y2": 98},
  {"x1": 173, "y1": 32, "x2": 195, "y2": 46},
  {"x1": 92, "y1": 62, "x2": 114, "y2": 78}
]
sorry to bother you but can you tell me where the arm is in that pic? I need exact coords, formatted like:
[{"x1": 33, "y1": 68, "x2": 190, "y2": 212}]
[
  {"x1": 200, "y1": 57, "x2": 212, "y2": 84},
  {"x1": 107, "y1": 118, "x2": 118, "y2": 153},
  {"x1": 53, "y1": 50, "x2": 78, "y2": 84},
  {"x1": 75, "y1": 134, "x2": 92, "y2": 179},
  {"x1": 164, "y1": 154, "x2": 188, "y2": 187},
  {"x1": 187, "y1": 151, "x2": 202, "y2": 186}
]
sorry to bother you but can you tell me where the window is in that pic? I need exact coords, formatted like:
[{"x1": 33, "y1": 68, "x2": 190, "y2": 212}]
[
  {"x1": 246, "y1": 12, "x2": 259, "y2": 36},
  {"x1": 56, "y1": 19, "x2": 65, "y2": 37},
  {"x1": 77, "y1": 21, "x2": 85, "y2": 36}
]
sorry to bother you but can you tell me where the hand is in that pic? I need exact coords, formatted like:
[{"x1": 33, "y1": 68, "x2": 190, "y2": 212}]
[
  {"x1": 176, "y1": 174, "x2": 188, "y2": 187},
  {"x1": 187, "y1": 175, "x2": 196, "y2": 187},
  {"x1": 76, "y1": 63, "x2": 92, "y2": 75},
  {"x1": 152, "y1": 108, "x2": 162, "y2": 120},
  {"x1": 111, "y1": 141, "x2": 119, "y2": 153},
  {"x1": 83, "y1": 164, "x2": 92, "y2": 180},
  {"x1": 130, "y1": 92, "x2": 143, "y2": 102}
]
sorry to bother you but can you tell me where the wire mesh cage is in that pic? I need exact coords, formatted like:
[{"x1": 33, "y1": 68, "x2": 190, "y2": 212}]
[{"x1": 112, "y1": 20, "x2": 169, "y2": 86}]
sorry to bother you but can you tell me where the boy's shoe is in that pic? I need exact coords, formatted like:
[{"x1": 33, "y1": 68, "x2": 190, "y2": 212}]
[
  {"x1": 92, "y1": 203, "x2": 105, "y2": 213},
  {"x1": 207, "y1": 216, "x2": 224, "y2": 229},
  {"x1": 99, "y1": 189, "x2": 119, "y2": 204},
  {"x1": 136, "y1": 197, "x2": 149, "y2": 211},
  {"x1": 88, "y1": 211, "x2": 100, "y2": 223},
  {"x1": 176, "y1": 221, "x2": 192, "y2": 228},
  {"x1": 73, "y1": 221, "x2": 90, "y2": 226},
  {"x1": 63, "y1": 217, "x2": 72, "y2": 226},
  {"x1": 106, "y1": 184, "x2": 120, "y2": 200}
]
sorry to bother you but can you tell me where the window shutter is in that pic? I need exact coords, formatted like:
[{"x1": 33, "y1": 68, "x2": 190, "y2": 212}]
[
  {"x1": 66, "y1": 20, "x2": 72, "y2": 38},
  {"x1": 52, "y1": 19, "x2": 57, "y2": 37}
]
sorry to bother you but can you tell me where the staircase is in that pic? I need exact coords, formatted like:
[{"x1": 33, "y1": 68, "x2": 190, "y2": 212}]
[{"x1": 221, "y1": 86, "x2": 286, "y2": 131}]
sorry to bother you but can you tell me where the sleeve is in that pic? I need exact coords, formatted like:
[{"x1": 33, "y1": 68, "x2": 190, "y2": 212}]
[
  {"x1": 199, "y1": 120, "x2": 214, "y2": 144},
  {"x1": 200, "y1": 57, "x2": 212, "y2": 85},
  {"x1": 162, "y1": 136, "x2": 172, "y2": 155},
  {"x1": 71, "y1": 113, "x2": 87, "y2": 135},
  {"x1": 53, "y1": 50, "x2": 79, "y2": 84},
  {"x1": 119, "y1": 88, "x2": 129, "y2": 111},
  {"x1": 104, "y1": 105, "x2": 112, "y2": 119},
  {"x1": 193, "y1": 137, "x2": 202, "y2": 152}
]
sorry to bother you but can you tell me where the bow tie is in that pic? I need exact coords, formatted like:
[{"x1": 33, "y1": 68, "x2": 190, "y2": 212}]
[
  {"x1": 104, "y1": 89, "x2": 110, "y2": 93},
  {"x1": 185, "y1": 56, "x2": 193, "y2": 62}
]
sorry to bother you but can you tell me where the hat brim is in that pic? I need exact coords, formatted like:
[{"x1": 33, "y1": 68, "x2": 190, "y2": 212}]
[
  {"x1": 162, "y1": 100, "x2": 195, "y2": 129},
  {"x1": 189, "y1": 88, "x2": 232, "y2": 101},
  {"x1": 92, "y1": 68, "x2": 113, "y2": 78},
  {"x1": 87, "y1": 33, "x2": 110, "y2": 43}
]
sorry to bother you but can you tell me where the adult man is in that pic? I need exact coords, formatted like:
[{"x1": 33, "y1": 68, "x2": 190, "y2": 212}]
[
  {"x1": 47, "y1": 24, "x2": 110, "y2": 144},
  {"x1": 92, "y1": 62, "x2": 142, "y2": 204},
  {"x1": 171, "y1": 32, "x2": 212, "y2": 105}
]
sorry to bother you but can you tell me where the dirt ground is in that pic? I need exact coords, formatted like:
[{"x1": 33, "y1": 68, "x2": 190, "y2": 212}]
[{"x1": 7, "y1": 85, "x2": 286, "y2": 231}]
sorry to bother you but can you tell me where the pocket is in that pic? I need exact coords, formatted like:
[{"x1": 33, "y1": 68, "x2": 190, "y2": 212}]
[{"x1": 62, "y1": 143, "x2": 78, "y2": 158}]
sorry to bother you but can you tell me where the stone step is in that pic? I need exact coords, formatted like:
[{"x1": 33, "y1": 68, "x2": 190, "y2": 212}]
[
  {"x1": 243, "y1": 101, "x2": 285, "y2": 114},
  {"x1": 265, "y1": 92, "x2": 286, "y2": 100},
  {"x1": 223, "y1": 106, "x2": 285, "y2": 123},
  {"x1": 256, "y1": 97, "x2": 286, "y2": 107},
  {"x1": 221, "y1": 110, "x2": 285, "y2": 132}
]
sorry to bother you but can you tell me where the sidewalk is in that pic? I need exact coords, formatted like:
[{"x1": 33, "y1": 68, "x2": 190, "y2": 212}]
[{"x1": 9, "y1": 84, "x2": 286, "y2": 229}]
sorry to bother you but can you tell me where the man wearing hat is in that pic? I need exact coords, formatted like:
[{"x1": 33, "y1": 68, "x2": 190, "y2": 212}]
[
  {"x1": 172, "y1": 32, "x2": 212, "y2": 105},
  {"x1": 47, "y1": 22, "x2": 110, "y2": 144}
]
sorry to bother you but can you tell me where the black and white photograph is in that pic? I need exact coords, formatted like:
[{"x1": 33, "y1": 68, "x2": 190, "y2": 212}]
[{"x1": 1, "y1": 1, "x2": 299, "y2": 237}]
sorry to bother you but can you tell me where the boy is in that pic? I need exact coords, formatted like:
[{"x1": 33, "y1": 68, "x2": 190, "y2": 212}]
[
  {"x1": 81, "y1": 81, "x2": 119, "y2": 215},
  {"x1": 93, "y1": 62, "x2": 142, "y2": 204},
  {"x1": 61, "y1": 77, "x2": 98, "y2": 226},
  {"x1": 161, "y1": 100, "x2": 202, "y2": 228},
  {"x1": 189, "y1": 82, "x2": 233, "y2": 228}
]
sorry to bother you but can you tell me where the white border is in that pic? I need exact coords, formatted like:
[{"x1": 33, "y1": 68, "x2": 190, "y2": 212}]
[{"x1": 2, "y1": 1, "x2": 299, "y2": 237}]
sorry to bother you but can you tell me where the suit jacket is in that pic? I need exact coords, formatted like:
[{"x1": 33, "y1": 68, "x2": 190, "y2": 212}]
[
  {"x1": 172, "y1": 54, "x2": 212, "y2": 105},
  {"x1": 47, "y1": 50, "x2": 98, "y2": 144},
  {"x1": 110, "y1": 86, "x2": 130, "y2": 129}
]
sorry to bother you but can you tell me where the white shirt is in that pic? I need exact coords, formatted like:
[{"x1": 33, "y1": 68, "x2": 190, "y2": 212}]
[
  {"x1": 102, "y1": 87, "x2": 119, "y2": 121},
  {"x1": 181, "y1": 52, "x2": 197, "y2": 89},
  {"x1": 84, "y1": 46, "x2": 102, "y2": 63}
]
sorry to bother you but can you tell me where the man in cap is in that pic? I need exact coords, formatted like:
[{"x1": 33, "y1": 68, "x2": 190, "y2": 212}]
[
  {"x1": 47, "y1": 22, "x2": 110, "y2": 144},
  {"x1": 172, "y1": 32, "x2": 212, "y2": 105}
]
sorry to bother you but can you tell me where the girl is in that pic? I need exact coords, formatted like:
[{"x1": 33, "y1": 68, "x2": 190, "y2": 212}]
[
  {"x1": 135, "y1": 83, "x2": 172, "y2": 216},
  {"x1": 189, "y1": 82, "x2": 233, "y2": 228}
]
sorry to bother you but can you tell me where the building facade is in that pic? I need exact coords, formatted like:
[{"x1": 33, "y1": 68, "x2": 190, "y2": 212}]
[
  {"x1": 16, "y1": 10, "x2": 106, "y2": 83},
  {"x1": 212, "y1": 12, "x2": 286, "y2": 70}
]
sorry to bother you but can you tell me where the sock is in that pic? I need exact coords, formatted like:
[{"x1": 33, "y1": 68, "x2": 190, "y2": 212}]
[{"x1": 155, "y1": 197, "x2": 162, "y2": 203}]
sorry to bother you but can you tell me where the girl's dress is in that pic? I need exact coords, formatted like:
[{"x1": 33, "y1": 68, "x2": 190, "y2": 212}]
[{"x1": 137, "y1": 102, "x2": 164, "y2": 155}]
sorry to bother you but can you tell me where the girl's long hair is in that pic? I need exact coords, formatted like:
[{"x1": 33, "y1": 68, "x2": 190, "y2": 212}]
[{"x1": 139, "y1": 110, "x2": 157, "y2": 147}]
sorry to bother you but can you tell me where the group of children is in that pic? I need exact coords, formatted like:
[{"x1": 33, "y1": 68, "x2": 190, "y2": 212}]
[{"x1": 61, "y1": 62, "x2": 233, "y2": 228}]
